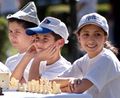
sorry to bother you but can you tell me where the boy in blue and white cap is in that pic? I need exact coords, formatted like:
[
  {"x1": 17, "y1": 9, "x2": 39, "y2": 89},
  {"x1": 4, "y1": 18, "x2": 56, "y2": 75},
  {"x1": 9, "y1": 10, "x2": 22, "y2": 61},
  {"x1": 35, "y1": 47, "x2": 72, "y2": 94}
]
[
  {"x1": 13, "y1": 16, "x2": 71, "y2": 82},
  {"x1": 54, "y1": 13, "x2": 120, "y2": 98}
]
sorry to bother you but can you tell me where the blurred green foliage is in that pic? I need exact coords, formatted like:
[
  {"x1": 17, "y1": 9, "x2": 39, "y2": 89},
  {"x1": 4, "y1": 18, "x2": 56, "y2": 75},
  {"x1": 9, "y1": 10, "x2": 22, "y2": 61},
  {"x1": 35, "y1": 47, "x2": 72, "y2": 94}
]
[
  {"x1": 0, "y1": 17, "x2": 17, "y2": 63},
  {"x1": 0, "y1": 1, "x2": 111, "y2": 63},
  {"x1": 0, "y1": 17, "x2": 9, "y2": 62}
]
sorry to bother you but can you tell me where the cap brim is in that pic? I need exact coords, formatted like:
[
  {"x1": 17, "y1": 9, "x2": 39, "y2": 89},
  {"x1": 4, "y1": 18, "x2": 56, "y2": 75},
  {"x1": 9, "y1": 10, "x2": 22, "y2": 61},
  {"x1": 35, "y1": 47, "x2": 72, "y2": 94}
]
[
  {"x1": 75, "y1": 22, "x2": 107, "y2": 34},
  {"x1": 26, "y1": 26, "x2": 53, "y2": 35}
]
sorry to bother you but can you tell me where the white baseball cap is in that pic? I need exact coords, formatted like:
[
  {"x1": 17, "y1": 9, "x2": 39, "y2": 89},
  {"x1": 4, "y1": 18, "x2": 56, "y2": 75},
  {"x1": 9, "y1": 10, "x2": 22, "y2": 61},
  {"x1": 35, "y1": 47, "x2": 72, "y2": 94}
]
[
  {"x1": 26, "y1": 17, "x2": 69, "y2": 44},
  {"x1": 6, "y1": 1, "x2": 40, "y2": 25},
  {"x1": 76, "y1": 13, "x2": 109, "y2": 35}
]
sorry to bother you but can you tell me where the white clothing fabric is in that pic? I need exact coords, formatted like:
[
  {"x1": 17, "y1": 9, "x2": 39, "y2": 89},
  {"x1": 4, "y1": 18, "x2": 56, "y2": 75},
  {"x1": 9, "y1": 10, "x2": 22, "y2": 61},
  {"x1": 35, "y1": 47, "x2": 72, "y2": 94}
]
[
  {"x1": 5, "y1": 53, "x2": 24, "y2": 72},
  {"x1": 77, "y1": 0, "x2": 97, "y2": 22},
  {"x1": 62, "y1": 48, "x2": 120, "y2": 98},
  {"x1": 22, "y1": 56, "x2": 71, "y2": 81},
  {"x1": 39, "y1": 56, "x2": 72, "y2": 80},
  {"x1": 5, "y1": 53, "x2": 71, "y2": 81},
  {"x1": 5, "y1": 53, "x2": 33, "y2": 82},
  {"x1": 0, "y1": 62, "x2": 10, "y2": 72}
]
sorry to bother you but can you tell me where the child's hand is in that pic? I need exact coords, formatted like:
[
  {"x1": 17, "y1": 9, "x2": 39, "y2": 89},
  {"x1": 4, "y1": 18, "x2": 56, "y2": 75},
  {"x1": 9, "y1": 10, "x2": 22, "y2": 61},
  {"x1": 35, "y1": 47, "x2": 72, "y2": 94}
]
[
  {"x1": 69, "y1": 78, "x2": 82, "y2": 93},
  {"x1": 26, "y1": 44, "x2": 37, "y2": 58},
  {"x1": 34, "y1": 44, "x2": 57, "y2": 61}
]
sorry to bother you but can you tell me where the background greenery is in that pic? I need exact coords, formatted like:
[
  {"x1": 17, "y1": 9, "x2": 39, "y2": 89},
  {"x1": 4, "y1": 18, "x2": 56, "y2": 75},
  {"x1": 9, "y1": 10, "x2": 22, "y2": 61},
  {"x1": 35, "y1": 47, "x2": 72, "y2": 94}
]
[
  {"x1": 0, "y1": 0, "x2": 111, "y2": 63},
  {"x1": 0, "y1": 17, "x2": 17, "y2": 63}
]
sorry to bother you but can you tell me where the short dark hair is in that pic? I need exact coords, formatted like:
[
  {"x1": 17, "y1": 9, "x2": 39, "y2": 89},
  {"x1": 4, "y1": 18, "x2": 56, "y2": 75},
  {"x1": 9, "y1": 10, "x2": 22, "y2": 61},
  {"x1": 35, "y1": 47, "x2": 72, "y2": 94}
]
[
  {"x1": 50, "y1": 32, "x2": 62, "y2": 41},
  {"x1": 8, "y1": 18, "x2": 37, "y2": 29}
]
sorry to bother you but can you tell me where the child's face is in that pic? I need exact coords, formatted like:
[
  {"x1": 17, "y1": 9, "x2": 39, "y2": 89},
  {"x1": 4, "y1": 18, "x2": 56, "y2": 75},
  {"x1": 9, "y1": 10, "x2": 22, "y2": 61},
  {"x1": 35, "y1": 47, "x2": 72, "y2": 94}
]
[
  {"x1": 78, "y1": 24, "x2": 107, "y2": 58},
  {"x1": 33, "y1": 33, "x2": 58, "y2": 52},
  {"x1": 8, "y1": 22, "x2": 34, "y2": 53}
]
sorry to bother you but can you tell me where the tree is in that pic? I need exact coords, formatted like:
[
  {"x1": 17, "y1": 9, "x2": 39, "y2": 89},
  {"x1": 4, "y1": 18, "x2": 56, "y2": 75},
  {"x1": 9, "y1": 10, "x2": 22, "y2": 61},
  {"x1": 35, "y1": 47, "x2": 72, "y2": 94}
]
[
  {"x1": 110, "y1": 0, "x2": 120, "y2": 59},
  {"x1": 0, "y1": 17, "x2": 9, "y2": 62}
]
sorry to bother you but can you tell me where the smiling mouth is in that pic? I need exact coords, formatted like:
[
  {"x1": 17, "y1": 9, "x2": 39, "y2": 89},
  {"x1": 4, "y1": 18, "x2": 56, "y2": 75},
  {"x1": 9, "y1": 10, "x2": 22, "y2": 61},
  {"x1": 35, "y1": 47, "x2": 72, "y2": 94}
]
[{"x1": 87, "y1": 44, "x2": 97, "y2": 49}]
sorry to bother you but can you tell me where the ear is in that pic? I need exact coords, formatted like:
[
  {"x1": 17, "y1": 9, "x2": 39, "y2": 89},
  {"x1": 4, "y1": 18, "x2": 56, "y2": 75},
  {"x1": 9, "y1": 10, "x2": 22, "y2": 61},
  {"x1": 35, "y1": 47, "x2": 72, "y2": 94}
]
[
  {"x1": 56, "y1": 39, "x2": 65, "y2": 47},
  {"x1": 104, "y1": 36, "x2": 108, "y2": 43}
]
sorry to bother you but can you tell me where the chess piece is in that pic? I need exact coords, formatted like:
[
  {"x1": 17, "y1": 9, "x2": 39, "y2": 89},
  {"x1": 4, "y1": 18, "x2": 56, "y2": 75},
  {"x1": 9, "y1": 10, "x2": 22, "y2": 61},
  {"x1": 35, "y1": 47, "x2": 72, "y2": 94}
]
[{"x1": 0, "y1": 87, "x2": 4, "y2": 95}]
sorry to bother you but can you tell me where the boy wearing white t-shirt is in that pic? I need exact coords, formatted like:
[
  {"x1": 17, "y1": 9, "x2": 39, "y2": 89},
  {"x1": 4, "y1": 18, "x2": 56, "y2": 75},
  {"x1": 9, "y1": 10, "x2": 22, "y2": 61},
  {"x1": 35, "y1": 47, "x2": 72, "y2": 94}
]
[
  {"x1": 10, "y1": 17, "x2": 71, "y2": 82},
  {"x1": 5, "y1": 2, "x2": 40, "y2": 83}
]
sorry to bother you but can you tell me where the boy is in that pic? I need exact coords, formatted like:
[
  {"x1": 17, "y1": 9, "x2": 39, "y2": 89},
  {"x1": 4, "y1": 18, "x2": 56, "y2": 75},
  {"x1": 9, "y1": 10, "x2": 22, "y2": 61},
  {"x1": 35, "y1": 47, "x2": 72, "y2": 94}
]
[
  {"x1": 5, "y1": 2, "x2": 40, "y2": 83},
  {"x1": 11, "y1": 17, "x2": 71, "y2": 82}
]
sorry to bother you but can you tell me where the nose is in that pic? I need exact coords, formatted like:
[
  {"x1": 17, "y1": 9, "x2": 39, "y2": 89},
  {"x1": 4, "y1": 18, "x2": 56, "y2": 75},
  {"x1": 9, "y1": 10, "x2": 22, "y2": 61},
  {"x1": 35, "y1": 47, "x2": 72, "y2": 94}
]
[
  {"x1": 88, "y1": 35, "x2": 96, "y2": 44},
  {"x1": 35, "y1": 41, "x2": 44, "y2": 50},
  {"x1": 89, "y1": 35, "x2": 95, "y2": 41}
]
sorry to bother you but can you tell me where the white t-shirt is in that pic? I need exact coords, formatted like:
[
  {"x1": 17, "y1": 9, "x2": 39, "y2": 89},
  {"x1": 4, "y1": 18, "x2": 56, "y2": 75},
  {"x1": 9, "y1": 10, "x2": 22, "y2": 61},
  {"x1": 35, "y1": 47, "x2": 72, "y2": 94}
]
[
  {"x1": 5, "y1": 53, "x2": 71, "y2": 81},
  {"x1": 0, "y1": 62, "x2": 10, "y2": 73},
  {"x1": 5, "y1": 53, "x2": 33, "y2": 82},
  {"x1": 39, "y1": 56, "x2": 72, "y2": 80},
  {"x1": 5, "y1": 53, "x2": 24, "y2": 72},
  {"x1": 62, "y1": 48, "x2": 120, "y2": 98}
]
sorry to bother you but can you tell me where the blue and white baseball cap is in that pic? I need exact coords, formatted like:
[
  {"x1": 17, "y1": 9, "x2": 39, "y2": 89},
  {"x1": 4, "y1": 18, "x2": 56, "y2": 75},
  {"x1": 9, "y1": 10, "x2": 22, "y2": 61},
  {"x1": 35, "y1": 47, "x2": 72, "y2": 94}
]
[
  {"x1": 26, "y1": 17, "x2": 69, "y2": 44},
  {"x1": 7, "y1": 1, "x2": 40, "y2": 25},
  {"x1": 76, "y1": 13, "x2": 109, "y2": 35}
]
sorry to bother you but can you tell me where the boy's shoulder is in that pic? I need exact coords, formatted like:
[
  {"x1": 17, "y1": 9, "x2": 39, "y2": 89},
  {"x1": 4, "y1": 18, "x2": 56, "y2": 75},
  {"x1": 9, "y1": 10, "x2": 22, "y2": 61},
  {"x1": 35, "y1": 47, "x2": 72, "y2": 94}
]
[
  {"x1": 0, "y1": 62, "x2": 10, "y2": 72},
  {"x1": 6, "y1": 53, "x2": 19, "y2": 60},
  {"x1": 5, "y1": 53, "x2": 25, "y2": 65},
  {"x1": 51, "y1": 56, "x2": 71, "y2": 69}
]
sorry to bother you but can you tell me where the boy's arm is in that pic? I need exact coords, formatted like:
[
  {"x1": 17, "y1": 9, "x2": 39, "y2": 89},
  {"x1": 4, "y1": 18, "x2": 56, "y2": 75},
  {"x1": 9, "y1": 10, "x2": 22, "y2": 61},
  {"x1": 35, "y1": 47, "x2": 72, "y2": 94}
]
[
  {"x1": 52, "y1": 78, "x2": 93, "y2": 93},
  {"x1": 61, "y1": 78, "x2": 93, "y2": 93},
  {"x1": 28, "y1": 44, "x2": 57, "y2": 81},
  {"x1": 11, "y1": 53, "x2": 32, "y2": 81},
  {"x1": 11, "y1": 44, "x2": 36, "y2": 82},
  {"x1": 52, "y1": 78, "x2": 70, "y2": 88},
  {"x1": 28, "y1": 57, "x2": 41, "y2": 81}
]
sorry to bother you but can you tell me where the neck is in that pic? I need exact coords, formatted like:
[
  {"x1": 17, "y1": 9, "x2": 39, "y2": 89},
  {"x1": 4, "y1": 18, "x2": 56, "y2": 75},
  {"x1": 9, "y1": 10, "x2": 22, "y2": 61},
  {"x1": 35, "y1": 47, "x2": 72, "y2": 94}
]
[
  {"x1": 18, "y1": 48, "x2": 27, "y2": 54},
  {"x1": 47, "y1": 52, "x2": 61, "y2": 65},
  {"x1": 88, "y1": 48, "x2": 103, "y2": 58}
]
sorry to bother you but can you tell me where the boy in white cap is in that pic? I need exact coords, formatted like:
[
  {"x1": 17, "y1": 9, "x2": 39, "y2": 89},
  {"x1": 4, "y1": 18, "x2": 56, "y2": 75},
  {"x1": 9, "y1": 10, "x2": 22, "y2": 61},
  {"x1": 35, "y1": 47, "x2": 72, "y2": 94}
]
[
  {"x1": 5, "y1": 2, "x2": 40, "y2": 83},
  {"x1": 9, "y1": 16, "x2": 71, "y2": 82},
  {"x1": 54, "y1": 13, "x2": 120, "y2": 98}
]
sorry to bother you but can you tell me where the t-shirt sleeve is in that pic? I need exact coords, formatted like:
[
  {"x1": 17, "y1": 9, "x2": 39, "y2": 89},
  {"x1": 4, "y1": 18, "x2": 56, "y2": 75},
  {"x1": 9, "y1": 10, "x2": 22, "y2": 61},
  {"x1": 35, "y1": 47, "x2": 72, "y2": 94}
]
[
  {"x1": 60, "y1": 60, "x2": 83, "y2": 78},
  {"x1": 39, "y1": 61, "x2": 71, "y2": 80},
  {"x1": 0, "y1": 62, "x2": 10, "y2": 73},
  {"x1": 84, "y1": 56, "x2": 120, "y2": 92}
]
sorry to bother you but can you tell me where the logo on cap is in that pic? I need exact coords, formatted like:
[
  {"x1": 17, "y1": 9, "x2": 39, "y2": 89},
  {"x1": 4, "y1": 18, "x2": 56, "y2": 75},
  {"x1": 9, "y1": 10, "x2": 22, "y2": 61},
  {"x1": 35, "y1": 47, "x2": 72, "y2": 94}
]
[
  {"x1": 43, "y1": 19, "x2": 51, "y2": 24},
  {"x1": 86, "y1": 15, "x2": 97, "y2": 21}
]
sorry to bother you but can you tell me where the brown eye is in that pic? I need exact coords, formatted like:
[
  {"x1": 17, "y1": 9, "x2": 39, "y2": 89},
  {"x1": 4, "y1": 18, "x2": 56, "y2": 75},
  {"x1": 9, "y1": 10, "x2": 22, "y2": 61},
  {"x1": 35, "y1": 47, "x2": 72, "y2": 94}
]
[
  {"x1": 84, "y1": 33, "x2": 89, "y2": 36},
  {"x1": 35, "y1": 39, "x2": 39, "y2": 42},
  {"x1": 81, "y1": 33, "x2": 89, "y2": 37},
  {"x1": 95, "y1": 33, "x2": 101, "y2": 37},
  {"x1": 8, "y1": 30, "x2": 12, "y2": 34}
]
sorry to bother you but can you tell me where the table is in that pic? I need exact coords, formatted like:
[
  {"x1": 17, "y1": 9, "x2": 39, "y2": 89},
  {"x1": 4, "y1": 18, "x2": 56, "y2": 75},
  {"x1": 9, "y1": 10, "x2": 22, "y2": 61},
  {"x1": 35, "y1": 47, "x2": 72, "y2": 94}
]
[{"x1": 0, "y1": 91, "x2": 93, "y2": 98}]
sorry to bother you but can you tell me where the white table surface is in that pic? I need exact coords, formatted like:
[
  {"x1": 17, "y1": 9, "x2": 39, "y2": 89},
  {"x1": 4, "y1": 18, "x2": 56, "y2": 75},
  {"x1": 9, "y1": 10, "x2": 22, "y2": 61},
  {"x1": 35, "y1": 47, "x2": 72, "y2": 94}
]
[{"x1": 0, "y1": 91, "x2": 93, "y2": 98}]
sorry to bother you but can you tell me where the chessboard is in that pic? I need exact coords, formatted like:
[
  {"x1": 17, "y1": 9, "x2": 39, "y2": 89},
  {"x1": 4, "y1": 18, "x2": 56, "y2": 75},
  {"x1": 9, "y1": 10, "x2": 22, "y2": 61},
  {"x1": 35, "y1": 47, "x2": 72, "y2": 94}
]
[
  {"x1": 0, "y1": 72, "x2": 9, "y2": 90},
  {"x1": 0, "y1": 73, "x2": 93, "y2": 98},
  {"x1": 9, "y1": 77, "x2": 61, "y2": 94}
]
